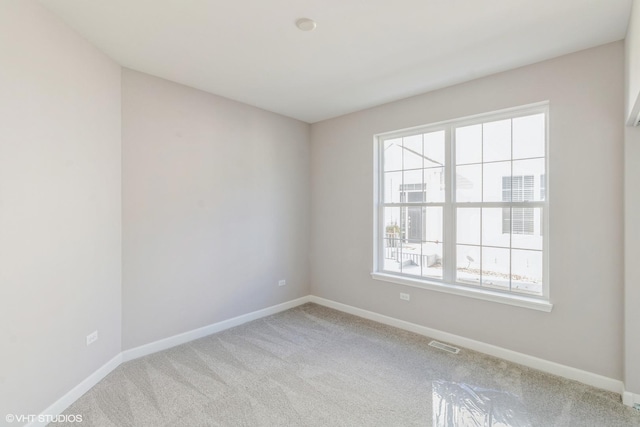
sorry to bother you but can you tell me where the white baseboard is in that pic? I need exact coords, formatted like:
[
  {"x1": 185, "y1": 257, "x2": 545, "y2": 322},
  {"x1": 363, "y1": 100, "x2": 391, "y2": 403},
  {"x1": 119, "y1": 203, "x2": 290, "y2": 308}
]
[
  {"x1": 26, "y1": 353, "x2": 122, "y2": 427},
  {"x1": 122, "y1": 296, "x2": 311, "y2": 362},
  {"x1": 308, "y1": 295, "x2": 625, "y2": 396},
  {"x1": 623, "y1": 391, "x2": 640, "y2": 408}
]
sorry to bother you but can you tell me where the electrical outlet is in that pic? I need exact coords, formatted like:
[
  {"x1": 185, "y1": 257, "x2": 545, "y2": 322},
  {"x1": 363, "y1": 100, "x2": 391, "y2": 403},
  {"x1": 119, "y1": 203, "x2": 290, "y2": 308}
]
[
  {"x1": 86, "y1": 330, "x2": 98, "y2": 346},
  {"x1": 278, "y1": 280, "x2": 286, "y2": 287},
  {"x1": 400, "y1": 292, "x2": 410, "y2": 301}
]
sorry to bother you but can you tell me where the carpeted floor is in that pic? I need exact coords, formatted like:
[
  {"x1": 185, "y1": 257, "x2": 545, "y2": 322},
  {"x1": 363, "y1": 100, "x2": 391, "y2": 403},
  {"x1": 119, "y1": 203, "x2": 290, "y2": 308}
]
[{"x1": 55, "y1": 303, "x2": 640, "y2": 426}]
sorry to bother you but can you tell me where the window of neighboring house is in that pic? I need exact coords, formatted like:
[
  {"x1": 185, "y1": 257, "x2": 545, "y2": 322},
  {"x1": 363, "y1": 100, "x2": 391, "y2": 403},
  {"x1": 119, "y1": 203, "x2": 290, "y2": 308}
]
[
  {"x1": 502, "y1": 176, "x2": 534, "y2": 235},
  {"x1": 373, "y1": 102, "x2": 550, "y2": 311}
]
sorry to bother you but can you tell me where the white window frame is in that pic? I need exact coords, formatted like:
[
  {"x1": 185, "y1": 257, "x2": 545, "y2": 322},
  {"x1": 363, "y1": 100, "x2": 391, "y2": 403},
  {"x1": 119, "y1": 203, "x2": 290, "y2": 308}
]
[{"x1": 371, "y1": 102, "x2": 552, "y2": 312}]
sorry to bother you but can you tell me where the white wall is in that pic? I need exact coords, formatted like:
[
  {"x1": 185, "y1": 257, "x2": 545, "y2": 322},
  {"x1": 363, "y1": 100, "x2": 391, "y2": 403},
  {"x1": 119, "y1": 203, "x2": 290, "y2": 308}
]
[
  {"x1": 121, "y1": 69, "x2": 310, "y2": 350},
  {"x1": 0, "y1": 0, "x2": 122, "y2": 420},
  {"x1": 625, "y1": 0, "x2": 640, "y2": 395},
  {"x1": 310, "y1": 42, "x2": 625, "y2": 380},
  {"x1": 627, "y1": 0, "x2": 640, "y2": 122}
]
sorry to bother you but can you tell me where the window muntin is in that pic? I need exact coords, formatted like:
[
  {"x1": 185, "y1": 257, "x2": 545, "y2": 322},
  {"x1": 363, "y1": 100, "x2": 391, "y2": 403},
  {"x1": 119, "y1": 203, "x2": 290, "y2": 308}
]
[{"x1": 376, "y1": 104, "x2": 548, "y2": 300}]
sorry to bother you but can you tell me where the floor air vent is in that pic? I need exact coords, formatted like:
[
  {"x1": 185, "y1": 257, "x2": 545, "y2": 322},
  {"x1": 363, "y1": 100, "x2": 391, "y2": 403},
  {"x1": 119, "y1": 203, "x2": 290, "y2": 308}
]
[{"x1": 429, "y1": 340, "x2": 460, "y2": 354}]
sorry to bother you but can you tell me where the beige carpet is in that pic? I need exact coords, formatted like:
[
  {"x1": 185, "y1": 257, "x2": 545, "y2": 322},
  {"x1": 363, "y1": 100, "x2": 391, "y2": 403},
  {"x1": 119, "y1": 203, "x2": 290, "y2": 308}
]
[{"x1": 56, "y1": 303, "x2": 640, "y2": 426}]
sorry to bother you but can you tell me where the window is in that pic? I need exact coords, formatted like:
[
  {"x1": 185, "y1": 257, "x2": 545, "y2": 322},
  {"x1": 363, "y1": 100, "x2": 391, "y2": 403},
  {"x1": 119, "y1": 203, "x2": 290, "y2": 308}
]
[
  {"x1": 502, "y1": 176, "x2": 534, "y2": 235},
  {"x1": 373, "y1": 103, "x2": 550, "y2": 310}
]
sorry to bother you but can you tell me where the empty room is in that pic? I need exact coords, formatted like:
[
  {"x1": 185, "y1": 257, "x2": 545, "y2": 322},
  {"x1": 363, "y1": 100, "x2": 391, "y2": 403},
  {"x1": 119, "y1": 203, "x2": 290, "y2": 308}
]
[{"x1": 2, "y1": 0, "x2": 640, "y2": 425}]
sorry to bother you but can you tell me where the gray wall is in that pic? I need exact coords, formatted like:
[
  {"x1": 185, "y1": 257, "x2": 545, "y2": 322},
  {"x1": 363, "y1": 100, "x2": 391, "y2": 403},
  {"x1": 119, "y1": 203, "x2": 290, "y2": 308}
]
[
  {"x1": 0, "y1": 0, "x2": 122, "y2": 419},
  {"x1": 624, "y1": 126, "x2": 640, "y2": 394},
  {"x1": 121, "y1": 69, "x2": 310, "y2": 350},
  {"x1": 625, "y1": 0, "x2": 640, "y2": 394},
  {"x1": 310, "y1": 42, "x2": 625, "y2": 380}
]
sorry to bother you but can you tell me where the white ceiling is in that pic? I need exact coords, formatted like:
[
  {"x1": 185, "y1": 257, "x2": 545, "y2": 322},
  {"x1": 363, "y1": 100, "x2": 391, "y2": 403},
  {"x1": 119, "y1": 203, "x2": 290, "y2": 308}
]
[{"x1": 40, "y1": 0, "x2": 632, "y2": 123}]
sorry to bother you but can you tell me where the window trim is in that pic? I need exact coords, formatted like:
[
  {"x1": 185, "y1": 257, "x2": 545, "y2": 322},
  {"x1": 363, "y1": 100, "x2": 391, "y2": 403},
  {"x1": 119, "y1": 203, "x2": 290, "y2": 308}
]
[{"x1": 372, "y1": 102, "x2": 552, "y2": 312}]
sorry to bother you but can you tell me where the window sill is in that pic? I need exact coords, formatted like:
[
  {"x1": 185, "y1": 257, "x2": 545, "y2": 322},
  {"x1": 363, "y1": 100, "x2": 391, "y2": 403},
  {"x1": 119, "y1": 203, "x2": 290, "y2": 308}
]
[{"x1": 370, "y1": 272, "x2": 553, "y2": 312}]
